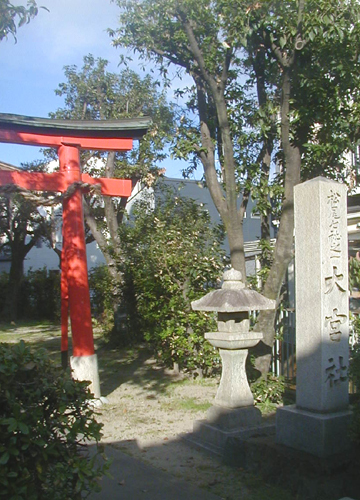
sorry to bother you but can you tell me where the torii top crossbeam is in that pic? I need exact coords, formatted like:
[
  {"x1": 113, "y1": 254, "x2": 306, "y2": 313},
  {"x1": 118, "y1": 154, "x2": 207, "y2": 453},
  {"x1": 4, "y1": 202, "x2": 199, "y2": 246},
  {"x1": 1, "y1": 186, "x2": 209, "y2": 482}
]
[
  {"x1": 0, "y1": 113, "x2": 151, "y2": 397},
  {"x1": 0, "y1": 112, "x2": 150, "y2": 142}
]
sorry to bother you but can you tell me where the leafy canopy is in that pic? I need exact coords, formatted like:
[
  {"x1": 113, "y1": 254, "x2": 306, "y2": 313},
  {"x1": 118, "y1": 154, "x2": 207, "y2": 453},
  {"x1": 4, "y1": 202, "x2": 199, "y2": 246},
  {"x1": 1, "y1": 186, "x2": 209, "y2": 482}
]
[
  {"x1": 0, "y1": 0, "x2": 48, "y2": 42},
  {"x1": 49, "y1": 54, "x2": 175, "y2": 180},
  {"x1": 110, "y1": 0, "x2": 360, "y2": 182},
  {"x1": 110, "y1": 0, "x2": 360, "y2": 270}
]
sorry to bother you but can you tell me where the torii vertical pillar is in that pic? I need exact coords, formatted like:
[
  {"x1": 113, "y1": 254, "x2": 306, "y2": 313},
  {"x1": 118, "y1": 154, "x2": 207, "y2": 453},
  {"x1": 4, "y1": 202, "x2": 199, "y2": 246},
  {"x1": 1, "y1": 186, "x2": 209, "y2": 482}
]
[
  {"x1": 59, "y1": 144, "x2": 99, "y2": 395},
  {"x1": 0, "y1": 113, "x2": 151, "y2": 398}
]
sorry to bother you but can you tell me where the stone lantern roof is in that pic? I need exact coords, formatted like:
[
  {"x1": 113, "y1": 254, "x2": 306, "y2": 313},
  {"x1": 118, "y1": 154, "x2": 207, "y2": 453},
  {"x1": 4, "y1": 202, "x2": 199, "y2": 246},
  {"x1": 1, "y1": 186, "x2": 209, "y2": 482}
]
[{"x1": 191, "y1": 268, "x2": 276, "y2": 313}]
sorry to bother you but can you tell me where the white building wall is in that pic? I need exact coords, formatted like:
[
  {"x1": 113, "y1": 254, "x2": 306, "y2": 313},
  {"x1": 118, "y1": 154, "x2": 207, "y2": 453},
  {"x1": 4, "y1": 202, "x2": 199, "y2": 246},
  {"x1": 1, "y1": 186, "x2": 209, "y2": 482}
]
[{"x1": 23, "y1": 239, "x2": 106, "y2": 273}]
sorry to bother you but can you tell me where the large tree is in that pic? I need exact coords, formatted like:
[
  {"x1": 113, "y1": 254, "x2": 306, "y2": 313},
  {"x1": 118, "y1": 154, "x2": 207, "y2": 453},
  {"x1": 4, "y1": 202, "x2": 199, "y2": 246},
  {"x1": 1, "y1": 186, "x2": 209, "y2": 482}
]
[
  {"x1": 110, "y1": 0, "x2": 360, "y2": 374},
  {"x1": 232, "y1": 0, "x2": 360, "y2": 373},
  {"x1": 49, "y1": 55, "x2": 174, "y2": 331},
  {"x1": 110, "y1": 0, "x2": 251, "y2": 278}
]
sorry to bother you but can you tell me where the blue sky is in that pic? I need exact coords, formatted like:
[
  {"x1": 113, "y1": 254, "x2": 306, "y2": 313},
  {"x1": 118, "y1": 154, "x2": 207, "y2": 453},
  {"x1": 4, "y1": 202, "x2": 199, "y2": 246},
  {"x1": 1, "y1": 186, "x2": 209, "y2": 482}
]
[{"x1": 0, "y1": 0, "x2": 190, "y2": 178}]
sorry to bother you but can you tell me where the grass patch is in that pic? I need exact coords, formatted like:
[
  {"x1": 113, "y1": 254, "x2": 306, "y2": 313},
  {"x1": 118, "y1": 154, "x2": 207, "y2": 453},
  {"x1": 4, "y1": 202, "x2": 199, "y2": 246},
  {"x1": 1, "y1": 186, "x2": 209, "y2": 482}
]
[
  {"x1": 0, "y1": 319, "x2": 58, "y2": 331},
  {"x1": 164, "y1": 376, "x2": 217, "y2": 397},
  {"x1": 165, "y1": 378, "x2": 191, "y2": 391},
  {"x1": 162, "y1": 397, "x2": 212, "y2": 412},
  {"x1": 192, "y1": 377, "x2": 219, "y2": 387},
  {"x1": 0, "y1": 324, "x2": 61, "y2": 346},
  {"x1": 195, "y1": 464, "x2": 219, "y2": 472}
]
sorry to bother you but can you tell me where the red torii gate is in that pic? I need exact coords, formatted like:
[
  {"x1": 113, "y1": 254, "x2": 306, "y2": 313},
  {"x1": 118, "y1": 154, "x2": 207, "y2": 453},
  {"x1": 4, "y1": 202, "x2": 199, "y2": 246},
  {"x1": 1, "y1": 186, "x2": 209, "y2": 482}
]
[{"x1": 0, "y1": 113, "x2": 150, "y2": 397}]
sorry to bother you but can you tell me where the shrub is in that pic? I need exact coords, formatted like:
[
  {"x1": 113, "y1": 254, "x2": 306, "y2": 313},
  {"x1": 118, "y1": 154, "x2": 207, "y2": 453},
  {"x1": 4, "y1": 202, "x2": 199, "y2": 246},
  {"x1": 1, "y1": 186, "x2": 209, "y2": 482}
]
[
  {"x1": 21, "y1": 268, "x2": 61, "y2": 321},
  {"x1": 88, "y1": 265, "x2": 115, "y2": 336},
  {"x1": 0, "y1": 268, "x2": 61, "y2": 322},
  {"x1": 348, "y1": 258, "x2": 360, "y2": 444},
  {"x1": 119, "y1": 184, "x2": 225, "y2": 375},
  {"x1": 0, "y1": 341, "x2": 108, "y2": 499},
  {"x1": 349, "y1": 340, "x2": 360, "y2": 444},
  {"x1": 251, "y1": 374, "x2": 285, "y2": 413}
]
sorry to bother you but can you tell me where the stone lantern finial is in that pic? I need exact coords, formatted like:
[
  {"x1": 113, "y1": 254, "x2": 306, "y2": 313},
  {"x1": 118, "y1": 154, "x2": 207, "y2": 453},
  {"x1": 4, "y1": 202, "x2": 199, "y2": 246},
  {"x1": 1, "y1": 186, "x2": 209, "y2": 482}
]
[{"x1": 222, "y1": 268, "x2": 245, "y2": 289}]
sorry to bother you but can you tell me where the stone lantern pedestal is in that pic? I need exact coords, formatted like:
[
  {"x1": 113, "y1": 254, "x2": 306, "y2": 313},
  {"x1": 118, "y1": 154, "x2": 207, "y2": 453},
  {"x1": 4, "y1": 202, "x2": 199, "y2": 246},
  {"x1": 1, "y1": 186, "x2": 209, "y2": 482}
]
[{"x1": 187, "y1": 269, "x2": 276, "y2": 455}]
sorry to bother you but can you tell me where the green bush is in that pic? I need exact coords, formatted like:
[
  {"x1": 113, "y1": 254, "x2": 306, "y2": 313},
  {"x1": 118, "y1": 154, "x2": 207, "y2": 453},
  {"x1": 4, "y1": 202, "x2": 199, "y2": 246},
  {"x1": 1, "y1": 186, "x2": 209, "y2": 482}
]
[
  {"x1": 0, "y1": 268, "x2": 61, "y2": 322},
  {"x1": 21, "y1": 269, "x2": 61, "y2": 321},
  {"x1": 119, "y1": 184, "x2": 225, "y2": 375},
  {"x1": 349, "y1": 339, "x2": 360, "y2": 444},
  {"x1": 251, "y1": 374, "x2": 285, "y2": 413},
  {"x1": 348, "y1": 258, "x2": 360, "y2": 444},
  {"x1": 88, "y1": 265, "x2": 115, "y2": 335},
  {"x1": 0, "y1": 341, "x2": 108, "y2": 499}
]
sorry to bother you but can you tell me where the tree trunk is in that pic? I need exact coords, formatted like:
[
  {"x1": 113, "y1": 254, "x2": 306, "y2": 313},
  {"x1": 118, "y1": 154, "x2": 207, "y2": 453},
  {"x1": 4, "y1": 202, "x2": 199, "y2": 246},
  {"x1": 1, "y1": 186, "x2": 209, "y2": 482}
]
[
  {"x1": 253, "y1": 66, "x2": 301, "y2": 377},
  {"x1": 225, "y1": 210, "x2": 246, "y2": 278},
  {"x1": 5, "y1": 256, "x2": 23, "y2": 321},
  {"x1": 83, "y1": 196, "x2": 125, "y2": 331},
  {"x1": 82, "y1": 150, "x2": 135, "y2": 336},
  {"x1": 253, "y1": 45, "x2": 274, "y2": 269},
  {"x1": 190, "y1": 53, "x2": 247, "y2": 277},
  {"x1": 3, "y1": 239, "x2": 29, "y2": 321}
]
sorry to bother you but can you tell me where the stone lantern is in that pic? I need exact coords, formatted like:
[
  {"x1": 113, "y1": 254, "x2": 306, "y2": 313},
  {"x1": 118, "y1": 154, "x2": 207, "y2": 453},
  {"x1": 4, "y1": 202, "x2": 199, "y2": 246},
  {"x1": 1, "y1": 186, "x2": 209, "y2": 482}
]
[{"x1": 191, "y1": 268, "x2": 276, "y2": 449}]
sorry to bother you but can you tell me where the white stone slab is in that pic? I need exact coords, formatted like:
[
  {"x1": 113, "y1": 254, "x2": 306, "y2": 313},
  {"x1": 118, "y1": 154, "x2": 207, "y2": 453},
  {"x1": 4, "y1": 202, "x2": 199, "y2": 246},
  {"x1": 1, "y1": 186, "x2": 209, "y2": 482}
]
[
  {"x1": 294, "y1": 177, "x2": 349, "y2": 412},
  {"x1": 276, "y1": 177, "x2": 352, "y2": 457}
]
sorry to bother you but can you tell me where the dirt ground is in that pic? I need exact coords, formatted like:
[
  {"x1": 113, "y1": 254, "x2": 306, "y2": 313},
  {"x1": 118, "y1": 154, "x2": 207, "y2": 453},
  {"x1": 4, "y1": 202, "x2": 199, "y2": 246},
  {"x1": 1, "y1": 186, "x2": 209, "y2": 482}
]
[
  {"x1": 0, "y1": 324, "x2": 289, "y2": 500},
  {"x1": 95, "y1": 343, "x2": 286, "y2": 500}
]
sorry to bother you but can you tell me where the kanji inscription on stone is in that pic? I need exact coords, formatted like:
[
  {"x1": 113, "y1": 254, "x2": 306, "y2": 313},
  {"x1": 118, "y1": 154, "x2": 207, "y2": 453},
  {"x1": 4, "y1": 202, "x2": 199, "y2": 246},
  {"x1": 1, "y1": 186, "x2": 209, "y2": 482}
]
[
  {"x1": 294, "y1": 177, "x2": 349, "y2": 412},
  {"x1": 276, "y1": 177, "x2": 351, "y2": 458}
]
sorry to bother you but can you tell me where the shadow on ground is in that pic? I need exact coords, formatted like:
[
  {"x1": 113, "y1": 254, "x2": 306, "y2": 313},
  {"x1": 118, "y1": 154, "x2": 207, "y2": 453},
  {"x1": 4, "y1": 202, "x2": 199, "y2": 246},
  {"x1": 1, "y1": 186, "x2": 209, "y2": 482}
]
[
  {"x1": 96, "y1": 344, "x2": 184, "y2": 397},
  {"x1": 0, "y1": 324, "x2": 187, "y2": 396},
  {"x1": 87, "y1": 436, "x2": 293, "y2": 500},
  {"x1": 86, "y1": 434, "x2": 360, "y2": 500}
]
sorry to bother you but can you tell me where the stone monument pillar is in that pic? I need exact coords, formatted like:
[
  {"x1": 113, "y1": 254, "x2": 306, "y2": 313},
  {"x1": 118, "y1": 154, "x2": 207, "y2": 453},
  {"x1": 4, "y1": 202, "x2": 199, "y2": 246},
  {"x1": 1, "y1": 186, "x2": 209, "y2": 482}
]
[{"x1": 276, "y1": 177, "x2": 351, "y2": 457}]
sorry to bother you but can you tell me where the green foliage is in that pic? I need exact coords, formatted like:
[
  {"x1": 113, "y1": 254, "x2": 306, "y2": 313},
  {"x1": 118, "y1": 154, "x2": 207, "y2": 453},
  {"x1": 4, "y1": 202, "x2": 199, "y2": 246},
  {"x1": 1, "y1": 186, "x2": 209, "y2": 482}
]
[
  {"x1": 348, "y1": 256, "x2": 360, "y2": 444},
  {"x1": 0, "y1": 172, "x2": 53, "y2": 321},
  {"x1": 0, "y1": 272, "x2": 9, "y2": 307},
  {"x1": 251, "y1": 374, "x2": 285, "y2": 414},
  {"x1": 119, "y1": 183, "x2": 225, "y2": 375},
  {"x1": 88, "y1": 266, "x2": 115, "y2": 335},
  {"x1": 248, "y1": 239, "x2": 275, "y2": 292},
  {"x1": 350, "y1": 341, "x2": 360, "y2": 391},
  {"x1": 109, "y1": 1, "x2": 360, "y2": 348},
  {"x1": 349, "y1": 256, "x2": 360, "y2": 293},
  {"x1": 110, "y1": 0, "x2": 360, "y2": 190},
  {"x1": 349, "y1": 340, "x2": 360, "y2": 444},
  {"x1": 21, "y1": 269, "x2": 61, "y2": 321},
  {"x1": 0, "y1": 0, "x2": 47, "y2": 42},
  {"x1": 0, "y1": 268, "x2": 60, "y2": 322},
  {"x1": 47, "y1": 55, "x2": 175, "y2": 329},
  {"x1": 0, "y1": 341, "x2": 107, "y2": 499},
  {"x1": 49, "y1": 54, "x2": 174, "y2": 180}
]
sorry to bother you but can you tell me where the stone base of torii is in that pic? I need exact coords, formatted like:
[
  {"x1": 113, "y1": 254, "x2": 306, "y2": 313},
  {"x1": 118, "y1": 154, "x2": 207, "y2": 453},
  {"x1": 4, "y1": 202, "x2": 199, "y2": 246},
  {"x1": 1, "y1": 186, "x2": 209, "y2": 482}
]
[{"x1": 0, "y1": 113, "x2": 151, "y2": 397}]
